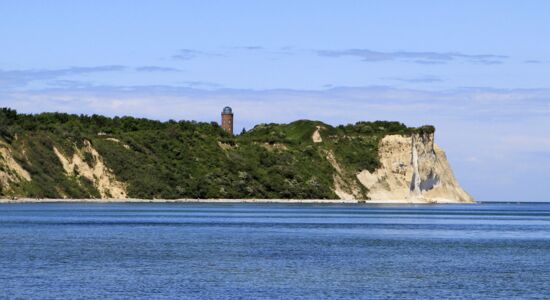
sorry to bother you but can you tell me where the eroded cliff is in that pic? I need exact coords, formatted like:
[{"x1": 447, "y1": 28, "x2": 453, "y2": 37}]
[
  {"x1": 53, "y1": 140, "x2": 127, "y2": 199},
  {"x1": 0, "y1": 108, "x2": 473, "y2": 202},
  {"x1": 356, "y1": 133, "x2": 474, "y2": 203}
]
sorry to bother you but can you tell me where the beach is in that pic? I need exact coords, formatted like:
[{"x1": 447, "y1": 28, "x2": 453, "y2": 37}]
[{"x1": 0, "y1": 198, "x2": 471, "y2": 204}]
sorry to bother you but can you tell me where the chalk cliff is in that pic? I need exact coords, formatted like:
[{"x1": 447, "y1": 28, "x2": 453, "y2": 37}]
[
  {"x1": 53, "y1": 141, "x2": 127, "y2": 199},
  {"x1": 356, "y1": 133, "x2": 474, "y2": 203},
  {"x1": 0, "y1": 108, "x2": 473, "y2": 202},
  {"x1": 0, "y1": 141, "x2": 31, "y2": 194}
]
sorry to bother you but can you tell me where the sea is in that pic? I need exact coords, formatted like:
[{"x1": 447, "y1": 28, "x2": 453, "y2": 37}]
[{"x1": 1, "y1": 202, "x2": 549, "y2": 299}]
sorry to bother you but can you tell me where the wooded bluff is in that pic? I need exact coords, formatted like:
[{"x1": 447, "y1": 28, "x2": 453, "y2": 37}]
[{"x1": 0, "y1": 108, "x2": 472, "y2": 202}]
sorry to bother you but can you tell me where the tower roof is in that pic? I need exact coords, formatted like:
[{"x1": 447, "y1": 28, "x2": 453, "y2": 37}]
[{"x1": 222, "y1": 106, "x2": 232, "y2": 114}]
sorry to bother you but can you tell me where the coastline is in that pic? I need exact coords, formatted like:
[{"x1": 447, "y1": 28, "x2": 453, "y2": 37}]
[{"x1": 0, "y1": 198, "x2": 473, "y2": 204}]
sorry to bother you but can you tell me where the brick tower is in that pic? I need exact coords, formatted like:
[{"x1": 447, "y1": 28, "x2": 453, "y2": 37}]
[{"x1": 221, "y1": 106, "x2": 234, "y2": 135}]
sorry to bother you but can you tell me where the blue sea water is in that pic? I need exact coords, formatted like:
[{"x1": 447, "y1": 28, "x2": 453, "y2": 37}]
[{"x1": 1, "y1": 202, "x2": 550, "y2": 299}]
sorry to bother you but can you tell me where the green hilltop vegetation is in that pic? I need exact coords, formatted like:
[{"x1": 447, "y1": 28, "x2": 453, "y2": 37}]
[{"x1": 0, "y1": 108, "x2": 434, "y2": 199}]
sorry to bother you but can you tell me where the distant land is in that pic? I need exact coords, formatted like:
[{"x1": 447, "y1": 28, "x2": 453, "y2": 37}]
[{"x1": 0, "y1": 107, "x2": 473, "y2": 203}]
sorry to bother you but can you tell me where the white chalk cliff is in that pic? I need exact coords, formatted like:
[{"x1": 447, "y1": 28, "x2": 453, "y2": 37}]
[
  {"x1": 0, "y1": 141, "x2": 31, "y2": 193},
  {"x1": 53, "y1": 141, "x2": 128, "y2": 199},
  {"x1": 356, "y1": 133, "x2": 474, "y2": 203}
]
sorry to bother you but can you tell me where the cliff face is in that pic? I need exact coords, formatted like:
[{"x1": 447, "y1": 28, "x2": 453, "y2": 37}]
[
  {"x1": 53, "y1": 141, "x2": 127, "y2": 199},
  {"x1": 0, "y1": 141, "x2": 31, "y2": 194},
  {"x1": 0, "y1": 109, "x2": 473, "y2": 202},
  {"x1": 356, "y1": 133, "x2": 474, "y2": 203}
]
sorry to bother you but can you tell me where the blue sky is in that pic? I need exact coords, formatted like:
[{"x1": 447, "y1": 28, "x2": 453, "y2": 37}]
[{"x1": 1, "y1": 0, "x2": 549, "y2": 201}]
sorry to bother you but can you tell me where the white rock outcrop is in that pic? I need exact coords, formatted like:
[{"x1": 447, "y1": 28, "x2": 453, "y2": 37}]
[
  {"x1": 356, "y1": 133, "x2": 474, "y2": 203},
  {"x1": 53, "y1": 141, "x2": 127, "y2": 199},
  {"x1": 0, "y1": 143, "x2": 31, "y2": 192},
  {"x1": 312, "y1": 126, "x2": 323, "y2": 143}
]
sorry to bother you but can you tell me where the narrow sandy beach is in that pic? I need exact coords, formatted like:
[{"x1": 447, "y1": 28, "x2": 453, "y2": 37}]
[{"x1": 0, "y1": 198, "x2": 471, "y2": 204}]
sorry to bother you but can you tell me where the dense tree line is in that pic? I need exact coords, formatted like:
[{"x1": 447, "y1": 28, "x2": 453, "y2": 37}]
[{"x1": 0, "y1": 108, "x2": 432, "y2": 199}]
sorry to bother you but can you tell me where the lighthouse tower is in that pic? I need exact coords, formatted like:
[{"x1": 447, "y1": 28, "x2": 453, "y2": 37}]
[{"x1": 221, "y1": 106, "x2": 234, "y2": 135}]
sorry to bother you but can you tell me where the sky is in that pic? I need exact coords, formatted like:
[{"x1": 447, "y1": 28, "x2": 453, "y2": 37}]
[{"x1": 1, "y1": 0, "x2": 549, "y2": 201}]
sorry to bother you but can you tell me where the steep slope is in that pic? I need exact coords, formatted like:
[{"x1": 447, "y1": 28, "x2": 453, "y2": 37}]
[
  {"x1": 53, "y1": 141, "x2": 127, "y2": 199},
  {"x1": 0, "y1": 141, "x2": 31, "y2": 194},
  {"x1": 356, "y1": 133, "x2": 474, "y2": 203},
  {"x1": 0, "y1": 108, "x2": 473, "y2": 202}
]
